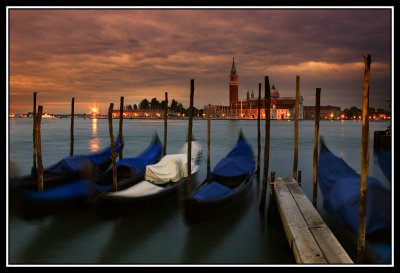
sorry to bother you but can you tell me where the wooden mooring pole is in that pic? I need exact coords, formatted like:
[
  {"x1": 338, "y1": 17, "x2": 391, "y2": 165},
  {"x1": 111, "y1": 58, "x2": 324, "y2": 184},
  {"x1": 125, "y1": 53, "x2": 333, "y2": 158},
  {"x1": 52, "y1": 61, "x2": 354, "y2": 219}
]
[
  {"x1": 257, "y1": 83, "x2": 261, "y2": 177},
  {"x1": 293, "y1": 76, "x2": 300, "y2": 181},
  {"x1": 70, "y1": 97, "x2": 75, "y2": 156},
  {"x1": 108, "y1": 103, "x2": 118, "y2": 191},
  {"x1": 270, "y1": 171, "x2": 275, "y2": 195},
  {"x1": 32, "y1": 92, "x2": 37, "y2": 170},
  {"x1": 119, "y1": 96, "x2": 124, "y2": 159},
  {"x1": 186, "y1": 79, "x2": 195, "y2": 197},
  {"x1": 259, "y1": 76, "x2": 271, "y2": 211},
  {"x1": 207, "y1": 103, "x2": 211, "y2": 174},
  {"x1": 357, "y1": 53, "x2": 371, "y2": 263},
  {"x1": 35, "y1": 106, "x2": 44, "y2": 191},
  {"x1": 163, "y1": 92, "x2": 168, "y2": 156},
  {"x1": 312, "y1": 88, "x2": 321, "y2": 208}
]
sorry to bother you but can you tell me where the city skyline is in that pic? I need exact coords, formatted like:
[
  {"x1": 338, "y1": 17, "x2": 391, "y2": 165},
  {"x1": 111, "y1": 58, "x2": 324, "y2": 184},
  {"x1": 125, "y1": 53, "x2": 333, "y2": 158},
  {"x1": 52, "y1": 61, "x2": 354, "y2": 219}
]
[{"x1": 8, "y1": 7, "x2": 392, "y2": 114}]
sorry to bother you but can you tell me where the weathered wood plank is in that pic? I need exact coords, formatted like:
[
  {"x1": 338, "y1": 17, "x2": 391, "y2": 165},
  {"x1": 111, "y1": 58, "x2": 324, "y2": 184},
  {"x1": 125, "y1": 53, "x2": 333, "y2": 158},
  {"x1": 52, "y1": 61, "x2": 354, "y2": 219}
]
[
  {"x1": 274, "y1": 177, "x2": 327, "y2": 263},
  {"x1": 311, "y1": 226, "x2": 354, "y2": 264},
  {"x1": 284, "y1": 177, "x2": 353, "y2": 263},
  {"x1": 286, "y1": 177, "x2": 326, "y2": 227}
]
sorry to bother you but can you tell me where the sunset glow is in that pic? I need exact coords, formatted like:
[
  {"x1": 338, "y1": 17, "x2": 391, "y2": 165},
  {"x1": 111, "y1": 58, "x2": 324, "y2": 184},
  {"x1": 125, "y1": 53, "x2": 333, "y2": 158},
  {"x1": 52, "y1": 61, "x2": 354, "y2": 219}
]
[
  {"x1": 90, "y1": 105, "x2": 99, "y2": 118},
  {"x1": 7, "y1": 8, "x2": 392, "y2": 114},
  {"x1": 91, "y1": 106, "x2": 99, "y2": 114}
]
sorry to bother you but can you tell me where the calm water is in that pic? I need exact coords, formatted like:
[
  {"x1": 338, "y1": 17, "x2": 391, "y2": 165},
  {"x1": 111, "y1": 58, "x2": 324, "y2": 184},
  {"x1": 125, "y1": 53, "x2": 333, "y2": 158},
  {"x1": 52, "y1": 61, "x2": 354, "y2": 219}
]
[{"x1": 7, "y1": 118, "x2": 392, "y2": 265}]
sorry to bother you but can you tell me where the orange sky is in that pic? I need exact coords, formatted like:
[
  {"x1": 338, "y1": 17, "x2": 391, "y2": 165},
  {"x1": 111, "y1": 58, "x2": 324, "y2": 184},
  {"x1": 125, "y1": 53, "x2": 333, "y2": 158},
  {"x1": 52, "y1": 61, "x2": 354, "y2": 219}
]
[{"x1": 8, "y1": 8, "x2": 392, "y2": 114}]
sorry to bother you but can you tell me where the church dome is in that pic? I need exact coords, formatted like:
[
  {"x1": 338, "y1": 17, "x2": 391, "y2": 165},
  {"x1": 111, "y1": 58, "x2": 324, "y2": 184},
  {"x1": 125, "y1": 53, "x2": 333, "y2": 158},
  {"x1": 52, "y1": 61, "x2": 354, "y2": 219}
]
[{"x1": 271, "y1": 84, "x2": 280, "y2": 98}]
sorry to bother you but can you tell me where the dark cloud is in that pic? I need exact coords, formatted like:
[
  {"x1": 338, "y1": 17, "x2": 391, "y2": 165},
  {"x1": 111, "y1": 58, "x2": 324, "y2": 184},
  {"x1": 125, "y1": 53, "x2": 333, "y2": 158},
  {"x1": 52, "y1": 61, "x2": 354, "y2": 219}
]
[{"x1": 8, "y1": 8, "x2": 392, "y2": 114}]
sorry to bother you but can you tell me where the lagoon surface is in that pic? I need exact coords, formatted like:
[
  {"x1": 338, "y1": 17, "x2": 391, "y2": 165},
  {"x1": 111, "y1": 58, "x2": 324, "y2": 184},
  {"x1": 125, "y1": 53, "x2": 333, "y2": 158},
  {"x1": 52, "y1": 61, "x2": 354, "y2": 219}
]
[{"x1": 7, "y1": 118, "x2": 392, "y2": 265}]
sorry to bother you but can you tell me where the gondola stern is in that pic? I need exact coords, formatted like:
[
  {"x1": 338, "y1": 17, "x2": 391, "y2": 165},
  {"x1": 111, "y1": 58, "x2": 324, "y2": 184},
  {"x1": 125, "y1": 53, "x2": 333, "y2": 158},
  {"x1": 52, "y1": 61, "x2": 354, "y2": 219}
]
[{"x1": 319, "y1": 136, "x2": 330, "y2": 153}]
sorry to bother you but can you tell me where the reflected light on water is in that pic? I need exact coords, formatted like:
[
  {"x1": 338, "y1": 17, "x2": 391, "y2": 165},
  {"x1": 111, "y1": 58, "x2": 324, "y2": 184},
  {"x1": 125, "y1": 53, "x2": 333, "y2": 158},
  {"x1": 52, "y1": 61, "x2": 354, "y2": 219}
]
[{"x1": 89, "y1": 118, "x2": 99, "y2": 152}]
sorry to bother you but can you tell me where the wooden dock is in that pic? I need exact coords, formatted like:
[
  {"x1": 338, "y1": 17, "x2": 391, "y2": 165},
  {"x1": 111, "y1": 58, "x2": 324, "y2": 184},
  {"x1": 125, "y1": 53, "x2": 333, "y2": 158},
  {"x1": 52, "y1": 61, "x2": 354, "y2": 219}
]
[{"x1": 271, "y1": 176, "x2": 353, "y2": 264}]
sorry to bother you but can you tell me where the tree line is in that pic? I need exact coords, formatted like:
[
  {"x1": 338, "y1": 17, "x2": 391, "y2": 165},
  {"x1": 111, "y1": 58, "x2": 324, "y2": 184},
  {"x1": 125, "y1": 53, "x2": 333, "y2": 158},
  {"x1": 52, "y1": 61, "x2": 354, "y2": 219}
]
[
  {"x1": 341, "y1": 106, "x2": 390, "y2": 118},
  {"x1": 125, "y1": 97, "x2": 203, "y2": 117},
  {"x1": 125, "y1": 98, "x2": 390, "y2": 119}
]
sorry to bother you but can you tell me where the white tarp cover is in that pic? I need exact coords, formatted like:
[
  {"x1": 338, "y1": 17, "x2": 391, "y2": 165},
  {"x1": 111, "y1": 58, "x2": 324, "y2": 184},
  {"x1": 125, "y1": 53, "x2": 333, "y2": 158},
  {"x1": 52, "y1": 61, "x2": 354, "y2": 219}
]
[
  {"x1": 145, "y1": 141, "x2": 201, "y2": 184},
  {"x1": 106, "y1": 180, "x2": 163, "y2": 198}
]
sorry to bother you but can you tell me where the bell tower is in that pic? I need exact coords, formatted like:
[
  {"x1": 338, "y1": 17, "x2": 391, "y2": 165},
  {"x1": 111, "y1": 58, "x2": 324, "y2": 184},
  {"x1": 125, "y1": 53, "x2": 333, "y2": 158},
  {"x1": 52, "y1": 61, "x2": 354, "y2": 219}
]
[{"x1": 229, "y1": 57, "x2": 239, "y2": 107}]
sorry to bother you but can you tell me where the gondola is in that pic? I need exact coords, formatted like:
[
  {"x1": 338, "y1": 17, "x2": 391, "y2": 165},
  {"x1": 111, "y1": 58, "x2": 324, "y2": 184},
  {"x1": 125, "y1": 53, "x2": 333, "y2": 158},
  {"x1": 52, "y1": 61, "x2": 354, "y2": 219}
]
[
  {"x1": 10, "y1": 136, "x2": 123, "y2": 190},
  {"x1": 183, "y1": 131, "x2": 255, "y2": 223},
  {"x1": 97, "y1": 140, "x2": 202, "y2": 215},
  {"x1": 13, "y1": 135, "x2": 162, "y2": 219},
  {"x1": 318, "y1": 138, "x2": 391, "y2": 235},
  {"x1": 318, "y1": 138, "x2": 391, "y2": 263},
  {"x1": 94, "y1": 133, "x2": 163, "y2": 192}
]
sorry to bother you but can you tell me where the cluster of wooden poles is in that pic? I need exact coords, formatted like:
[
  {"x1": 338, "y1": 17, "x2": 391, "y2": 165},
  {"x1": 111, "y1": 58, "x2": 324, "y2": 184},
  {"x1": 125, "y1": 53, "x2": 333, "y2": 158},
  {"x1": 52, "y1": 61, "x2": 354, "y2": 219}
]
[{"x1": 30, "y1": 53, "x2": 372, "y2": 263}]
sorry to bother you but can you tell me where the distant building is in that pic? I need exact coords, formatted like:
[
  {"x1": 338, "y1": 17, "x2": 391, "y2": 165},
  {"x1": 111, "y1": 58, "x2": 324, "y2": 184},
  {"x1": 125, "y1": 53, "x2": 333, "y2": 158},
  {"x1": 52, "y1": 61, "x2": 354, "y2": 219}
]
[
  {"x1": 229, "y1": 58, "x2": 239, "y2": 108},
  {"x1": 303, "y1": 105, "x2": 341, "y2": 120},
  {"x1": 204, "y1": 58, "x2": 303, "y2": 119}
]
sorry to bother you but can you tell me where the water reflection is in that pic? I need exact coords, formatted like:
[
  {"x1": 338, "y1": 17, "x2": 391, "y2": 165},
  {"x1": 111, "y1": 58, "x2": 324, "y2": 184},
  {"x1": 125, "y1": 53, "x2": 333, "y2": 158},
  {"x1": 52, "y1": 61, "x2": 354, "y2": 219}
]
[
  {"x1": 181, "y1": 188, "x2": 253, "y2": 263},
  {"x1": 16, "y1": 209, "x2": 110, "y2": 264},
  {"x1": 89, "y1": 118, "x2": 99, "y2": 153},
  {"x1": 97, "y1": 201, "x2": 177, "y2": 263},
  {"x1": 9, "y1": 120, "x2": 392, "y2": 264}
]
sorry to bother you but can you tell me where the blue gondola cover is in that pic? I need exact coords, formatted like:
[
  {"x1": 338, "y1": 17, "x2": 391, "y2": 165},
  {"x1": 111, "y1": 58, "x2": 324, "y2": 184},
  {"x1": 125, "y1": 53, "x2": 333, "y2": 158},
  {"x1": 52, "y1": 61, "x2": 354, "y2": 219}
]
[
  {"x1": 318, "y1": 139, "x2": 391, "y2": 234},
  {"x1": 192, "y1": 182, "x2": 232, "y2": 200},
  {"x1": 116, "y1": 139, "x2": 162, "y2": 176},
  {"x1": 212, "y1": 137, "x2": 255, "y2": 178},
  {"x1": 44, "y1": 137, "x2": 123, "y2": 175},
  {"x1": 23, "y1": 179, "x2": 93, "y2": 202}
]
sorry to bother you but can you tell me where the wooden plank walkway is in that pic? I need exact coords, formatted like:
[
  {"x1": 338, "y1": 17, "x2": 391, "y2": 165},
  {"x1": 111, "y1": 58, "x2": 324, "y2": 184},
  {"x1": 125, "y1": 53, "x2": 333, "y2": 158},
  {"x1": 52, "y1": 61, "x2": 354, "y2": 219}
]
[{"x1": 272, "y1": 176, "x2": 353, "y2": 264}]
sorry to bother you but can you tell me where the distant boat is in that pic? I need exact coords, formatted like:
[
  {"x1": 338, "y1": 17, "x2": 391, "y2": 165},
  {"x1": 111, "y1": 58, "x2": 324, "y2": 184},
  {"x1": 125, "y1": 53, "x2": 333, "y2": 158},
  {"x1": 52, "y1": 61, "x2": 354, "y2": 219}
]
[
  {"x1": 318, "y1": 138, "x2": 391, "y2": 236},
  {"x1": 42, "y1": 113, "x2": 57, "y2": 119},
  {"x1": 97, "y1": 139, "x2": 202, "y2": 216},
  {"x1": 183, "y1": 130, "x2": 255, "y2": 224},
  {"x1": 374, "y1": 127, "x2": 391, "y2": 181}
]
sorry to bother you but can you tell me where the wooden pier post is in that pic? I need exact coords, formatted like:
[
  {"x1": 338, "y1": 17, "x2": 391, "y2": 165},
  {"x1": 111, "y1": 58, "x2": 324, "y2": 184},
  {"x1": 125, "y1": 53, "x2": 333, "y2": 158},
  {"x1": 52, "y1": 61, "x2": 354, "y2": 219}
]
[
  {"x1": 207, "y1": 103, "x2": 211, "y2": 174},
  {"x1": 373, "y1": 130, "x2": 390, "y2": 152},
  {"x1": 267, "y1": 171, "x2": 277, "y2": 222},
  {"x1": 35, "y1": 106, "x2": 44, "y2": 191},
  {"x1": 108, "y1": 103, "x2": 118, "y2": 191},
  {"x1": 257, "y1": 83, "x2": 261, "y2": 177},
  {"x1": 259, "y1": 76, "x2": 271, "y2": 211},
  {"x1": 270, "y1": 171, "x2": 275, "y2": 195},
  {"x1": 119, "y1": 96, "x2": 124, "y2": 159},
  {"x1": 298, "y1": 170, "x2": 302, "y2": 187},
  {"x1": 312, "y1": 88, "x2": 321, "y2": 208},
  {"x1": 186, "y1": 79, "x2": 195, "y2": 197},
  {"x1": 293, "y1": 76, "x2": 300, "y2": 180},
  {"x1": 70, "y1": 97, "x2": 75, "y2": 156},
  {"x1": 357, "y1": 53, "x2": 371, "y2": 263},
  {"x1": 32, "y1": 92, "x2": 37, "y2": 170},
  {"x1": 163, "y1": 92, "x2": 168, "y2": 156}
]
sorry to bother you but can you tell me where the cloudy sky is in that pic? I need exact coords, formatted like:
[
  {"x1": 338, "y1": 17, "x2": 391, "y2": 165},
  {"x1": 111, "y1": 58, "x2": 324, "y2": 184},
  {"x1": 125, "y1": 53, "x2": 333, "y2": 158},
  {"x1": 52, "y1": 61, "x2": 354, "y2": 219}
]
[{"x1": 8, "y1": 8, "x2": 392, "y2": 114}]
